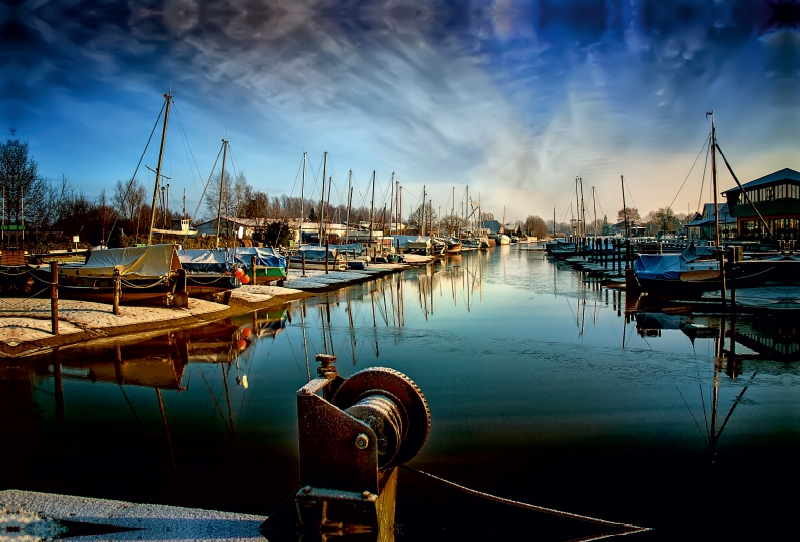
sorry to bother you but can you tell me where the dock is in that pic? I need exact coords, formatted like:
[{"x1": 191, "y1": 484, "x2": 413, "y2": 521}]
[{"x1": 0, "y1": 255, "x2": 438, "y2": 358}]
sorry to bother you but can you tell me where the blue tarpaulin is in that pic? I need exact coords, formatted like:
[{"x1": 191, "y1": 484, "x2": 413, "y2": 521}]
[{"x1": 179, "y1": 247, "x2": 287, "y2": 273}]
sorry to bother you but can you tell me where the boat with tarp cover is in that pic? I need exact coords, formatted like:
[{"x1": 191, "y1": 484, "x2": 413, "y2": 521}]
[
  {"x1": 234, "y1": 247, "x2": 288, "y2": 284},
  {"x1": 177, "y1": 248, "x2": 240, "y2": 301},
  {"x1": 30, "y1": 244, "x2": 188, "y2": 307},
  {"x1": 633, "y1": 245, "x2": 773, "y2": 298}
]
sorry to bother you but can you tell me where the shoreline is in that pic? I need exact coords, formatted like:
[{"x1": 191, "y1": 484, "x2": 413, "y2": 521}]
[{"x1": 0, "y1": 259, "x2": 432, "y2": 358}]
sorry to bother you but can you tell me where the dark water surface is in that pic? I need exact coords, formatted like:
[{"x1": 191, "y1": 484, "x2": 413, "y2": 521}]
[{"x1": 3, "y1": 246, "x2": 799, "y2": 540}]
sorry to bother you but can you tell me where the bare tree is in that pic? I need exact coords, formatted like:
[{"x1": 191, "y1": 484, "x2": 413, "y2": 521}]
[
  {"x1": 0, "y1": 138, "x2": 48, "y2": 226},
  {"x1": 617, "y1": 207, "x2": 641, "y2": 225},
  {"x1": 112, "y1": 178, "x2": 147, "y2": 222},
  {"x1": 439, "y1": 213, "x2": 465, "y2": 237}
]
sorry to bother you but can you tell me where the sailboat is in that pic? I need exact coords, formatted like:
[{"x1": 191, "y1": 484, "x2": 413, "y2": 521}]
[{"x1": 632, "y1": 113, "x2": 773, "y2": 297}]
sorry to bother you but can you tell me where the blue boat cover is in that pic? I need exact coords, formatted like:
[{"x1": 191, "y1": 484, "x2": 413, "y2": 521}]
[
  {"x1": 233, "y1": 247, "x2": 287, "y2": 270},
  {"x1": 178, "y1": 249, "x2": 235, "y2": 274},
  {"x1": 178, "y1": 247, "x2": 286, "y2": 273},
  {"x1": 633, "y1": 246, "x2": 716, "y2": 281}
]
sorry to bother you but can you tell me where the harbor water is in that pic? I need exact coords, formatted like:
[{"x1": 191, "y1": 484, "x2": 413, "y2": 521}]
[{"x1": 2, "y1": 245, "x2": 799, "y2": 540}]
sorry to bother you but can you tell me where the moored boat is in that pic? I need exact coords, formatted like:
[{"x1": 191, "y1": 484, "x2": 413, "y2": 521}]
[
  {"x1": 633, "y1": 249, "x2": 774, "y2": 298},
  {"x1": 31, "y1": 244, "x2": 189, "y2": 307},
  {"x1": 177, "y1": 248, "x2": 242, "y2": 301}
]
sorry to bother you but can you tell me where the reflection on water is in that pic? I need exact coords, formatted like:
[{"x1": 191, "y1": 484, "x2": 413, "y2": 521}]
[{"x1": 1, "y1": 248, "x2": 799, "y2": 540}]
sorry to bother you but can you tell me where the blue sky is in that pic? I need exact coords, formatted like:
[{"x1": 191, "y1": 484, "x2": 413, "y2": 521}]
[{"x1": 2, "y1": 0, "x2": 799, "y2": 224}]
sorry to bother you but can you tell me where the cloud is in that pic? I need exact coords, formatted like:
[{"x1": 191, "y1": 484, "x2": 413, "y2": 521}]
[{"x1": 1, "y1": 0, "x2": 797, "y2": 220}]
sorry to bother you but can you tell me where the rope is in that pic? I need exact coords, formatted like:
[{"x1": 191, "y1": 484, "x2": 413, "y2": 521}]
[
  {"x1": 106, "y1": 99, "x2": 166, "y2": 245},
  {"x1": 669, "y1": 133, "x2": 711, "y2": 210},
  {"x1": 119, "y1": 276, "x2": 168, "y2": 289},
  {"x1": 399, "y1": 465, "x2": 651, "y2": 535}
]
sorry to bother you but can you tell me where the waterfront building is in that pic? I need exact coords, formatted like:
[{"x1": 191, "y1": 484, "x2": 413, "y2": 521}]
[
  {"x1": 684, "y1": 203, "x2": 736, "y2": 242},
  {"x1": 722, "y1": 168, "x2": 800, "y2": 240}
]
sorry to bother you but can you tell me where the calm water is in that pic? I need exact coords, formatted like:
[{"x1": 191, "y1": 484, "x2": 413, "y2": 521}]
[{"x1": 3, "y1": 246, "x2": 799, "y2": 540}]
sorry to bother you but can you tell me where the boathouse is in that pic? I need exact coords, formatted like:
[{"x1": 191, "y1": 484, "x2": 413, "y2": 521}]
[
  {"x1": 722, "y1": 168, "x2": 800, "y2": 240},
  {"x1": 684, "y1": 203, "x2": 736, "y2": 242}
]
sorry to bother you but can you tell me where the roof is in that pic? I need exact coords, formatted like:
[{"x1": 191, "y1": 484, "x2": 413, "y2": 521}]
[{"x1": 722, "y1": 168, "x2": 800, "y2": 195}]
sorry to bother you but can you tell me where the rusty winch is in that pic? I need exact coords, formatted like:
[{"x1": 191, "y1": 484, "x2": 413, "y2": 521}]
[{"x1": 261, "y1": 354, "x2": 430, "y2": 540}]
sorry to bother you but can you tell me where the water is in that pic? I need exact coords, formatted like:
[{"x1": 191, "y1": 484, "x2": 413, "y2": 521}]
[{"x1": 2, "y1": 246, "x2": 799, "y2": 540}]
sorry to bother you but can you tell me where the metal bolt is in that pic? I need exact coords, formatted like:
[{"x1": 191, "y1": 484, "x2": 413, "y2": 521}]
[
  {"x1": 355, "y1": 433, "x2": 369, "y2": 450},
  {"x1": 302, "y1": 486, "x2": 312, "y2": 494},
  {"x1": 361, "y1": 491, "x2": 372, "y2": 499}
]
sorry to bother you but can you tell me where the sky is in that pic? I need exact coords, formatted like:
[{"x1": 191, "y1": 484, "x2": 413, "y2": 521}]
[{"x1": 2, "y1": 0, "x2": 799, "y2": 226}]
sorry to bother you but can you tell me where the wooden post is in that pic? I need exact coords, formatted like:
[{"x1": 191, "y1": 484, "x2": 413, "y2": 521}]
[
  {"x1": 251, "y1": 256, "x2": 257, "y2": 286},
  {"x1": 728, "y1": 246, "x2": 737, "y2": 308},
  {"x1": 302, "y1": 251, "x2": 306, "y2": 277},
  {"x1": 113, "y1": 267, "x2": 121, "y2": 315},
  {"x1": 719, "y1": 251, "x2": 727, "y2": 307},
  {"x1": 50, "y1": 260, "x2": 58, "y2": 335},
  {"x1": 325, "y1": 239, "x2": 330, "y2": 274}
]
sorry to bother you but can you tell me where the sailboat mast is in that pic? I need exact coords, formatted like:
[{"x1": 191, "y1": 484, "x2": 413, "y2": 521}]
[
  {"x1": 389, "y1": 172, "x2": 395, "y2": 236},
  {"x1": 592, "y1": 186, "x2": 597, "y2": 236},
  {"x1": 300, "y1": 151, "x2": 306, "y2": 244},
  {"x1": 148, "y1": 91, "x2": 172, "y2": 245},
  {"x1": 319, "y1": 152, "x2": 327, "y2": 246},
  {"x1": 709, "y1": 111, "x2": 720, "y2": 248},
  {"x1": 326, "y1": 176, "x2": 332, "y2": 245},
  {"x1": 422, "y1": 186, "x2": 426, "y2": 236},
  {"x1": 369, "y1": 170, "x2": 376, "y2": 241},
  {"x1": 215, "y1": 139, "x2": 228, "y2": 248},
  {"x1": 621, "y1": 175, "x2": 629, "y2": 239},
  {"x1": 579, "y1": 176, "x2": 585, "y2": 237},
  {"x1": 346, "y1": 170, "x2": 352, "y2": 243}
]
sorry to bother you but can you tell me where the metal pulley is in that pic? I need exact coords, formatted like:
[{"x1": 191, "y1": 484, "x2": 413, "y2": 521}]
[{"x1": 261, "y1": 355, "x2": 430, "y2": 540}]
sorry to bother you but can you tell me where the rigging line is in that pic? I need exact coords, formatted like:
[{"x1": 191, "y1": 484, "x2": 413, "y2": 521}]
[
  {"x1": 118, "y1": 384, "x2": 146, "y2": 432},
  {"x1": 605, "y1": 181, "x2": 618, "y2": 221},
  {"x1": 696, "y1": 136, "x2": 712, "y2": 216},
  {"x1": 287, "y1": 153, "x2": 305, "y2": 200},
  {"x1": 227, "y1": 145, "x2": 240, "y2": 180},
  {"x1": 623, "y1": 182, "x2": 638, "y2": 216},
  {"x1": 193, "y1": 143, "x2": 223, "y2": 222},
  {"x1": 171, "y1": 101, "x2": 204, "y2": 200},
  {"x1": 716, "y1": 370, "x2": 758, "y2": 439},
  {"x1": 675, "y1": 385, "x2": 710, "y2": 449},
  {"x1": 194, "y1": 361, "x2": 233, "y2": 435},
  {"x1": 715, "y1": 142, "x2": 774, "y2": 238},
  {"x1": 399, "y1": 465, "x2": 650, "y2": 533},
  {"x1": 698, "y1": 379, "x2": 710, "y2": 440},
  {"x1": 669, "y1": 132, "x2": 711, "y2": 210},
  {"x1": 105, "y1": 99, "x2": 165, "y2": 245}
]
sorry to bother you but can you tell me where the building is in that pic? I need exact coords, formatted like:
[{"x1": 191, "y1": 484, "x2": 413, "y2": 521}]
[
  {"x1": 684, "y1": 203, "x2": 736, "y2": 242},
  {"x1": 722, "y1": 167, "x2": 800, "y2": 241}
]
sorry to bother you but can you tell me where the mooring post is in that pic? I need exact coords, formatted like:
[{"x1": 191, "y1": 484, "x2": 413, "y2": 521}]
[
  {"x1": 251, "y1": 255, "x2": 257, "y2": 285},
  {"x1": 50, "y1": 260, "x2": 58, "y2": 335},
  {"x1": 626, "y1": 239, "x2": 632, "y2": 269},
  {"x1": 719, "y1": 250, "x2": 727, "y2": 308},
  {"x1": 728, "y1": 246, "x2": 738, "y2": 308},
  {"x1": 302, "y1": 251, "x2": 306, "y2": 277},
  {"x1": 325, "y1": 239, "x2": 330, "y2": 274},
  {"x1": 113, "y1": 267, "x2": 121, "y2": 315}
]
